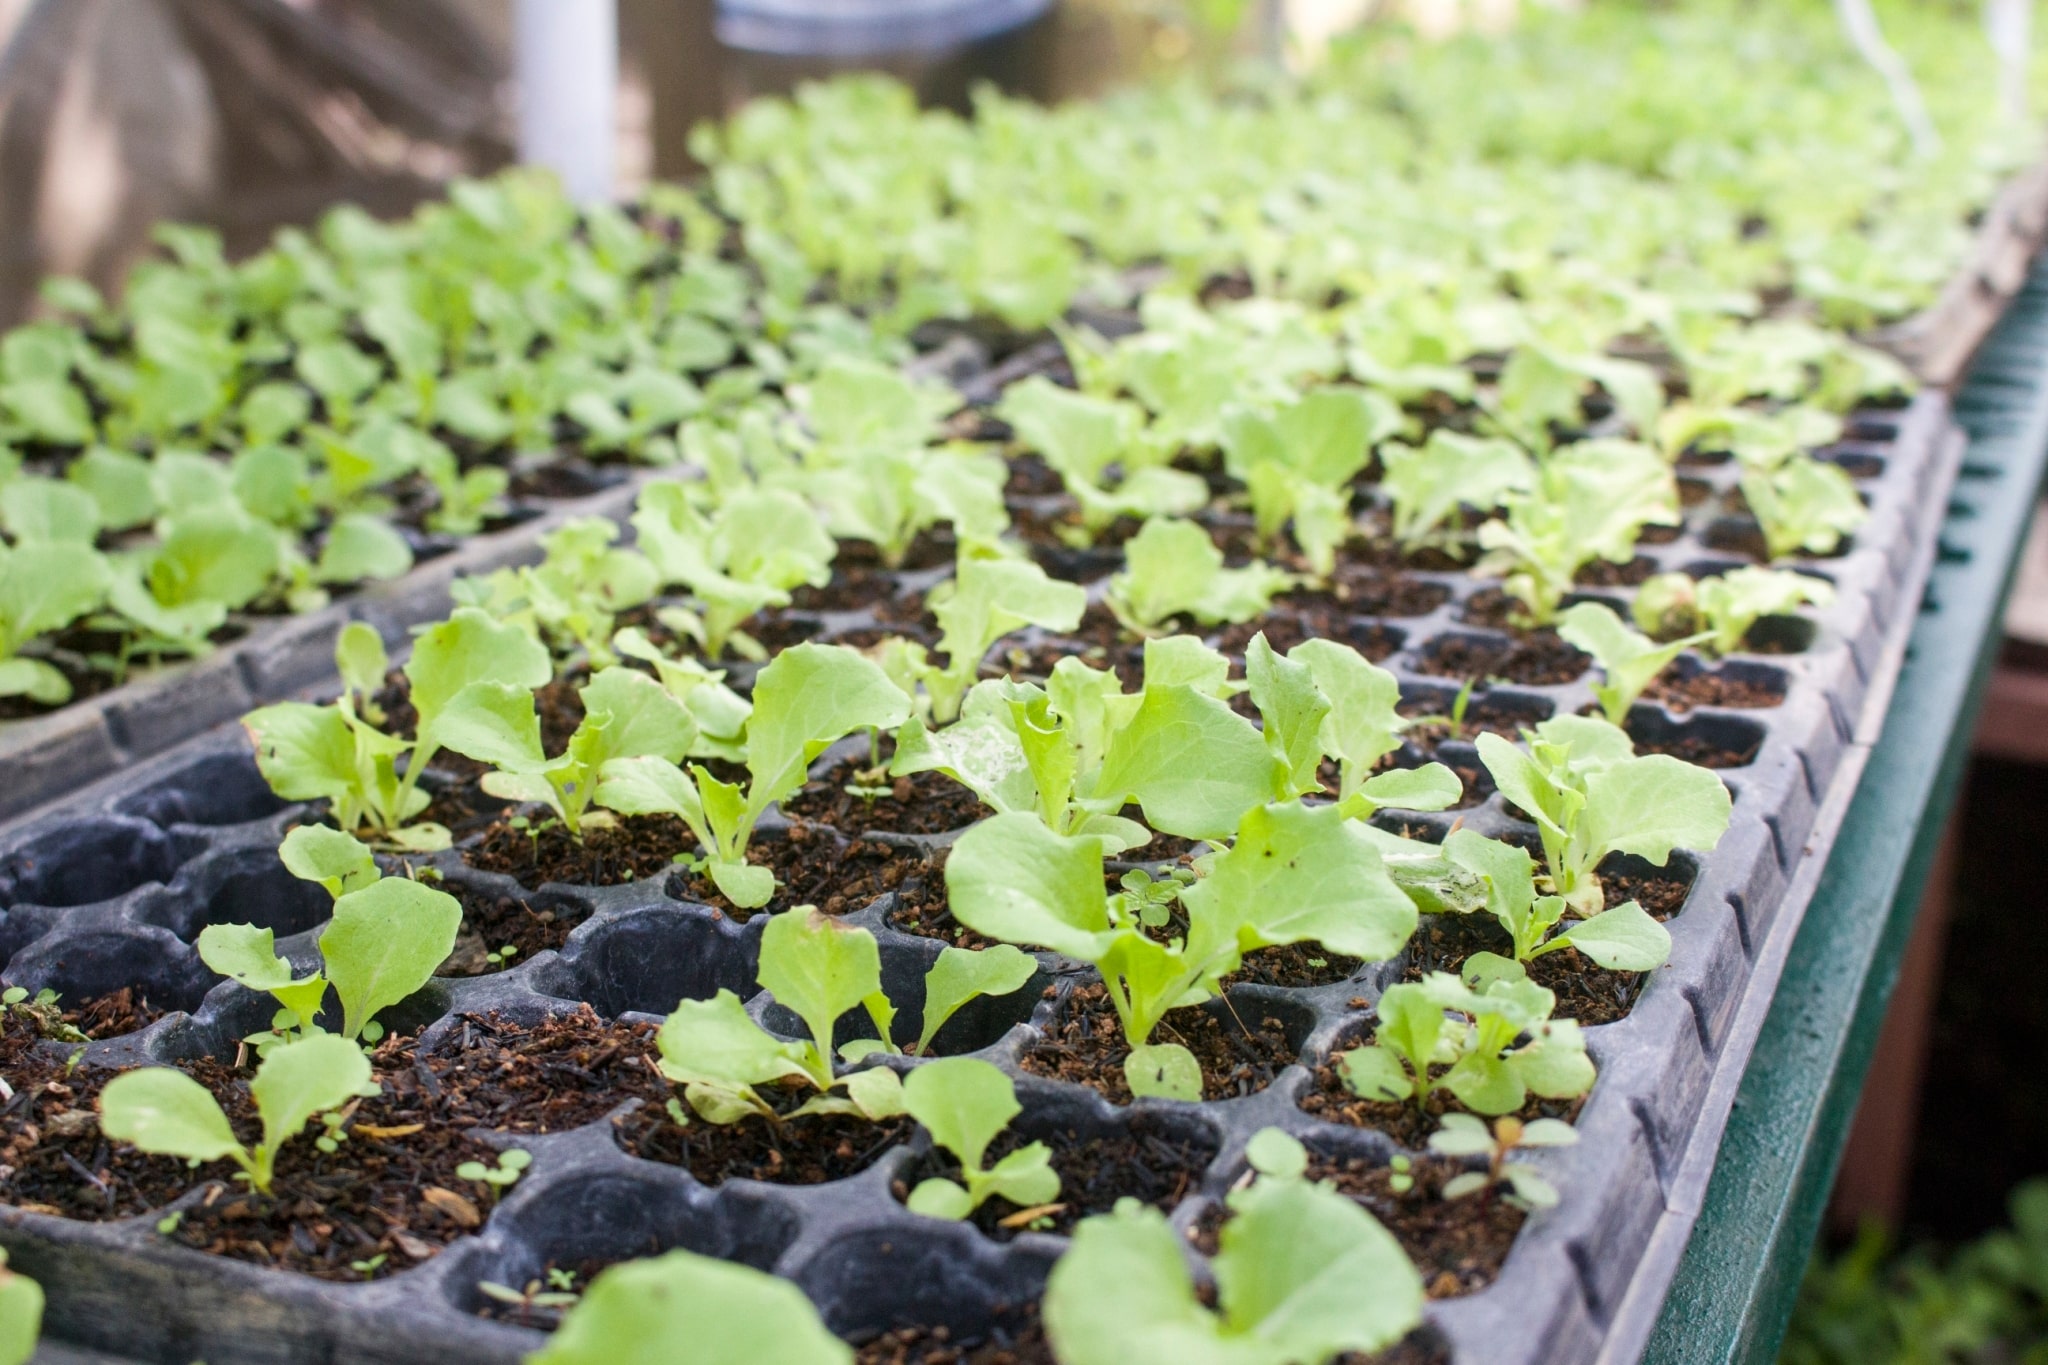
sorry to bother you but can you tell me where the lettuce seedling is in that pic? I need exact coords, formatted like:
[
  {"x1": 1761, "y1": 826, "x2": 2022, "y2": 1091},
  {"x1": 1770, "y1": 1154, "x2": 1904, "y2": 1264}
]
[
  {"x1": 631, "y1": 482, "x2": 834, "y2": 660},
  {"x1": 1043, "y1": 1173, "x2": 1423, "y2": 1365},
  {"x1": 455, "y1": 517, "x2": 657, "y2": 667},
  {"x1": 1476, "y1": 714, "x2": 1730, "y2": 913},
  {"x1": 109, "y1": 508, "x2": 282, "y2": 657},
  {"x1": 611, "y1": 626, "x2": 752, "y2": 762},
  {"x1": 797, "y1": 357, "x2": 953, "y2": 465},
  {"x1": 655, "y1": 908, "x2": 1034, "y2": 1123},
  {"x1": 947, "y1": 801, "x2": 1415, "y2": 1099},
  {"x1": 994, "y1": 377, "x2": 1206, "y2": 535},
  {"x1": 0, "y1": 1250, "x2": 41, "y2": 1365},
  {"x1": 0, "y1": 536, "x2": 112, "y2": 704},
  {"x1": 1440, "y1": 829, "x2": 1671, "y2": 971},
  {"x1": 1219, "y1": 387, "x2": 1402, "y2": 577},
  {"x1": 245, "y1": 610, "x2": 551, "y2": 850},
  {"x1": 1633, "y1": 567, "x2": 1835, "y2": 656},
  {"x1": 1739, "y1": 453, "x2": 1866, "y2": 559},
  {"x1": 1475, "y1": 440, "x2": 1679, "y2": 624},
  {"x1": 1555, "y1": 602, "x2": 1710, "y2": 725},
  {"x1": 596, "y1": 643, "x2": 911, "y2": 907},
  {"x1": 1380, "y1": 430, "x2": 1534, "y2": 557},
  {"x1": 892, "y1": 554, "x2": 1086, "y2": 723},
  {"x1": 99, "y1": 1033, "x2": 378, "y2": 1197},
  {"x1": 416, "y1": 434, "x2": 510, "y2": 536},
  {"x1": 894, "y1": 641, "x2": 1277, "y2": 853},
  {"x1": 1253, "y1": 634, "x2": 1462, "y2": 818},
  {"x1": 900, "y1": 1057, "x2": 1059, "y2": 1220},
  {"x1": 443, "y1": 666, "x2": 697, "y2": 840},
  {"x1": 806, "y1": 441, "x2": 1009, "y2": 567},
  {"x1": 1337, "y1": 959, "x2": 1595, "y2": 1116},
  {"x1": 1106, "y1": 519, "x2": 1295, "y2": 637},
  {"x1": 527, "y1": 1248, "x2": 851, "y2": 1365},
  {"x1": 1428, "y1": 1113, "x2": 1578, "y2": 1211},
  {"x1": 198, "y1": 870, "x2": 461, "y2": 1047}
]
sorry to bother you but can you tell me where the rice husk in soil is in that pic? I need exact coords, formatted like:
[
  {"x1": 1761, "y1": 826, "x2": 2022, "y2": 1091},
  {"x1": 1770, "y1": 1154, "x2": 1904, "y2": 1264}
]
[{"x1": 396, "y1": 1008, "x2": 665, "y2": 1134}]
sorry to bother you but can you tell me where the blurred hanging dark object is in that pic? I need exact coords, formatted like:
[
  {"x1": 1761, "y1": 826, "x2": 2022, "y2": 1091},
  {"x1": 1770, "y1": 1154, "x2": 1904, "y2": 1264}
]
[{"x1": 0, "y1": 0, "x2": 514, "y2": 327}]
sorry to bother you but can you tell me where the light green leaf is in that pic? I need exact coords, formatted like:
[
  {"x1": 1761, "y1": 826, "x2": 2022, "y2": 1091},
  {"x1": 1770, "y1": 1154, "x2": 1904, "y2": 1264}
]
[
  {"x1": 914, "y1": 944, "x2": 1037, "y2": 1055},
  {"x1": 0, "y1": 1252, "x2": 42, "y2": 1365},
  {"x1": 656, "y1": 989, "x2": 811, "y2": 1099},
  {"x1": 1337, "y1": 1045, "x2": 1413, "y2": 1103},
  {"x1": 319, "y1": 877, "x2": 462, "y2": 1040},
  {"x1": 1579, "y1": 755, "x2": 1731, "y2": 870},
  {"x1": 1548, "y1": 900, "x2": 1671, "y2": 971},
  {"x1": 279, "y1": 824, "x2": 380, "y2": 898},
  {"x1": 434, "y1": 680, "x2": 547, "y2": 772},
  {"x1": 1214, "y1": 1174, "x2": 1424, "y2": 1357},
  {"x1": 528, "y1": 1248, "x2": 852, "y2": 1365},
  {"x1": 1246, "y1": 634, "x2": 1330, "y2": 798},
  {"x1": 1125, "y1": 1042, "x2": 1203, "y2": 1101},
  {"x1": 251, "y1": 1033, "x2": 375, "y2": 1157},
  {"x1": 903, "y1": 1056, "x2": 1020, "y2": 1174},
  {"x1": 99, "y1": 1067, "x2": 243, "y2": 1164},
  {"x1": 746, "y1": 643, "x2": 913, "y2": 816},
  {"x1": 1092, "y1": 684, "x2": 1273, "y2": 841},
  {"x1": 1182, "y1": 800, "x2": 1416, "y2": 964},
  {"x1": 945, "y1": 812, "x2": 1115, "y2": 961},
  {"x1": 314, "y1": 513, "x2": 413, "y2": 585},
  {"x1": 758, "y1": 908, "x2": 885, "y2": 1069}
]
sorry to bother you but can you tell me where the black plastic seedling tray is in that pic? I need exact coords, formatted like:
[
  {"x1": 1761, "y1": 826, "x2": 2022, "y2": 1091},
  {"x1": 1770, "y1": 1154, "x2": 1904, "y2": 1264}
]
[{"x1": 0, "y1": 332, "x2": 1971, "y2": 1365}]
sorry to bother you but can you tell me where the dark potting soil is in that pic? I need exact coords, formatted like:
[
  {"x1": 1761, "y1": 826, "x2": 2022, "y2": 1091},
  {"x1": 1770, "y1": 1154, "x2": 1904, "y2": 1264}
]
[
  {"x1": 469, "y1": 813, "x2": 694, "y2": 889},
  {"x1": 1299, "y1": 1046, "x2": 1587, "y2": 1150},
  {"x1": 1018, "y1": 983, "x2": 1299, "y2": 1105},
  {"x1": 995, "y1": 604, "x2": 1146, "y2": 688},
  {"x1": 1643, "y1": 666, "x2": 1787, "y2": 711},
  {"x1": 788, "y1": 564, "x2": 928, "y2": 620},
  {"x1": 1574, "y1": 555, "x2": 1659, "y2": 587},
  {"x1": 1212, "y1": 608, "x2": 1403, "y2": 662},
  {"x1": 2, "y1": 1056, "x2": 209, "y2": 1222},
  {"x1": 1190, "y1": 1152, "x2": 1524, "y2": 1299},
  {"x1": 398, "y1": 1009, "x2": 665, "y2": 1134},
  {"x1": 156, "y1": 1051, "x2": 506, "y2": 1281},
  {"x1": 783, "y1": 757, "x2": 991, "y2": 837},
  {"x1": 1626, "y1": 728, "x2": 1761, "y2": 769},
  {"x1": 437, "y1": 880, "x2": 591, "y2": 976},
  {"x1": 854, "y1": 1310, "x2": 1053, "y2": 1365},
  {"x1": 1400, "y1": 913, "x2": 1645, "y2": 1027},
  {"x1": 831, "y1": 528, "x2": 958, "y2": 576},
  {"x1": 664, "y1": 825, "x2": 931, "y2": 918},
  {"x1": 893, "y1": 1113, "x2": 1218, "y2": 1239},
  {"x1": 613, "y1": 1096, "x2": 913, "y2": 1186},
  {"x1": 1227, "y1": 942, "x2": 1365, "y2": 990},
  {"x1": 1290, "y1": 564, "x2": 1452, "y2": 619},
  {"x1": 1416, "y1": 632, "x2": 1589, "y2": 687},
  {"x1": 885, "y1": 851, "x2": 1003, "y2": 952}
]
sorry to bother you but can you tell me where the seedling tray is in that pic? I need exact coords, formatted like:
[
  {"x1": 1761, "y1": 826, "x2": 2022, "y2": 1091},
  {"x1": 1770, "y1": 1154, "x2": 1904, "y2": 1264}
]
[{"x1": 0, "y1": 332, "x2": 1975, "y2": 1365}]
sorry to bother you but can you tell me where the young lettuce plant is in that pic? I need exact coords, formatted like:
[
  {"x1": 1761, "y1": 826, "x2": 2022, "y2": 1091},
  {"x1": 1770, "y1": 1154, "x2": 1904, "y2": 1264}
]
[
  {"x1": 1337, "y1": 959, "x2": 1596, "y2": 1116},
  {"x1": 947, "y1": 801, "x2": 1416, "y2": 1100},
  {"x1": 1255, "y1": 634, "x2": 1463, "y2": 819},
  {"x1": 1105, "y1": 519, "x2": 1295, "y2": 637},
  {"x1": 611, "y1": 625, "x2": 752, "y2": 762},
  {"x1": 596, "y1": 643, "x2": 911, "y2": 907},
  {"x1": 1379, "y1": 429, "x2": 1534, "y2": 558},
  {"x1": 1043, "y1": 1139, "x2": 1423, "y2": 1365},
  {"x1": 994, "y1": 377, "x2": 1206, "y2": 535},
  {"x1": 244, "y1": 612, "x2": 551, "y2": 850},
  {"x1": 891, "y1": 553, "x2": 1086, "y2": 724},
  {"x1": 198, "y1": 841, "x2": 461, "y2": 1049},
  {"x1": 1633, "y1": 567, "x2": 1835, "y2": 656},
  {"x1": 804, "y1": 440, "x2": 1009, "y2": 566},
  {"x1": 440, "y1": 666, "x2": 698, "y2": 841},
  {"x1": 894, "y1": 639, "x2": 1278, "y2": 854},
  {"x1": 1555, "y1": 601, "x2": 1710, "y2": 725},
  {"x1": 1738, "y1": 451, "x2": 1867, "y2": 560},
  {"x1": 1428, "y1": 1112, "x2": 1579, "y2": 1211},
  {"x1": 655, "y1": 908, "x2": 1036, "y2": 1122},
  {"x1": 98, "y1": 1033, "x2": 377, "y2": 1197},
  {"x1": 900, "y1": 1056, "x2": 1060, "y2": 1220},
  {"x1": 1219, "y1": 387, "x2": 1403, "y2": 578},
  {"x1": 631, "y1": 482, "x2": 834, "y2": 660},
  {"x1": 527, "y1": 1248, "x2": 851, "y2": 1365},
  {"x1": 1474, "y1": 440, "x2": 1679, "y2": 625},
  {"x1": 1476, "y1": 714, "x2": 1731, "y2": 914},
  {"x1": 1439, "y1": 829, "x2": 1672, "y2": 972},
  {"x1": 454, "y1": 518, "x2": 657, "y2": 667},
  {"x1": 0, "y1": 535, "x2": 112, "y2": 704}
]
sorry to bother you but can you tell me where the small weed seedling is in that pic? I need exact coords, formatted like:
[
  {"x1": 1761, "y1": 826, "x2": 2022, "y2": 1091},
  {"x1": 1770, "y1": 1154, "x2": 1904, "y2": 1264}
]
[
  {"x1": 1428, "y1": 1112, "x2": 1579, "y2": 1211},
  {"x1": 457, "y1": 1148, "x2": 534, "y2": 1201}
]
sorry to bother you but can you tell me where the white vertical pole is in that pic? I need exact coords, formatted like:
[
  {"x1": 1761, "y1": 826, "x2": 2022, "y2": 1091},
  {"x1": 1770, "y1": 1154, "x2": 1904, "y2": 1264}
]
[
  {"x1": 1985, "y1": 0, "x2": 2032, "y2": 122},
  {"x1": 1834, "y1": 0, "x2": 1940, "y2": 158},
  {"x1": 515, "y1": 0, "x2": 618, "y2": 205}
]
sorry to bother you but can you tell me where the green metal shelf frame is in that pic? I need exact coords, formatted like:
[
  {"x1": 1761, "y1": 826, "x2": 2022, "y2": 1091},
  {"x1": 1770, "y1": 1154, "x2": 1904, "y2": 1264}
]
[{"x1": 1644, "y1": 258, "x2": 2048, "y2": 1364}]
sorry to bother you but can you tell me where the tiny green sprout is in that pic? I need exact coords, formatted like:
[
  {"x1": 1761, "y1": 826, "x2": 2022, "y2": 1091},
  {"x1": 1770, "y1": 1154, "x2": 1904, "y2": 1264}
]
[
  {"x1": 484, "y1": 944, "x2": 521, "y2": 970},
  {"x1": 1450, "y1": 678, "x2": 1477, "y2": 732},
  {"x1": 1, "y1": 985, "x2": 87, "y2": 1044},
  {"x1": 902, "y1": 1058, "x2": 1059, "y2": 1221},
  {"x1": 1555, "y1": 602, "x2": 1711, "y2": 726},
  {"x1": 1427, "y1": 1112, "x2": 1578, "y2": 1211},
  {"x1": 480, "y1": 1278, "x2": 581, "y2": 1318},
  {"x1": 547, "y1": 1268, "x2": 578, "y2": 1293},
  {"x1": 844, "y1": 782, "x2": 893, "y2": 804},
  {"x1": 457, "y1": 1148, "x2": 534, "y2": 1196},
  {"x1": 349, "y1": 1253, "x2": 389, "y2": 1280},
  {"x1": 1113, "y1": 866, "x2": 1193, "y2": 930},
  {"x1": 155, "y1": 1211, "x2": 184, "y2": 1236},
  {"x1": 1389, "y1": 1153, "x2": 1414, "y2": 1195}
]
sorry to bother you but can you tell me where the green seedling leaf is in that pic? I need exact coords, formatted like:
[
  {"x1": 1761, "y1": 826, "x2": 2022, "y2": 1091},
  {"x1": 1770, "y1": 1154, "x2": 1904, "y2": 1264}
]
[
  {"x1": 1381, "y1": 430, "x2": 1533, "y2": 554},
  {"x1": 655, "y1": 989, "x2": 812, "y2": 1122},
  {"x1": 99, "y1": 1067, "x2": 244, "y2": 1166},
  {"x1": 526, "y1": 1248, "x2": 852, "y2": 1365},
  {"x1": 319, "y1": 876, "x2": 462, "y2": 1041},
  {"x1": 914, "y1": 944, "x2": 1037, "y2": 1056},
  {"x1": 66, "y1": 446, "x2": 156, "y2": 530},
  {"x1": 195, "y1": 922, "x2": 328, "y2": 1035},
  {"x1": 1246, "y1": 633, "x2": 1330, "y2": 799},
  {"x1": 0, "y1": 1251, "x2": 42, "y2": 1365},
  {"x1": 1556, "y1": 601, "x2": 1707, "y2": 725},
  {"x1": 1090, "y1": 683, "x2": 1273, "y2": 841},
  {"x1": 1124, "y1": 1042, "x2": 1203, "y2": 1102},
  {"x1": 746, "y1": 642, "x2": 913, "y2": 819},
  {"x1": 279, "y1": 825, "x2": 380, "y2": 899},
  {"x1": 314, "y1": 513, "x2": 413, "y2": 585},
  {"x1": 902, "y1": 1057, "x2": 1059, "y2": 1218},
  {"x1": 1539, "y1": 899, "x2": 1671, "y2": 972},
  {"x1": 945, "y1": 812, "x2": 1116, "y2": 961},
  {"x1": 921, "y1": 555, "x2": 1086, "y2": 722},
  {"x1": 758, "y1": 908, "x2": 886, "y2": 1079},
  {"x1": 2, "y1": 477, "x2": 100, "y2": 543},
  {"x1": 1245, "y1": 1127, "x2": 1309, "y2": 1181},
  {"x1": 1106, "y1": 518, "x2": 1294, "y2": 636}
]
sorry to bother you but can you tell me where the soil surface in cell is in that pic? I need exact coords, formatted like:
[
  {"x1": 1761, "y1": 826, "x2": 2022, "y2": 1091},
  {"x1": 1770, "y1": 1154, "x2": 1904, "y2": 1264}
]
[
  {"x1": 855, "y1": 1312, "x2": 1052, "y2": 1365},
  {"x1": 886, "y1": 850, "x2": 1003, "y2": 951},
  {"x1": 437, "y1": 879, "x2": 592, "y2": 975},
  {"x1": 784, "y1": 752, "x2": 992, "y2": 837},
  {"x1": 475, "y1": 1253, "x2": 644, "y2": 1329},
  {"x1": 1226, "y1": 941, "x2": 1365, "y2": 990},
  {"x1": 1018, "y1": 982, "x2": 1298, "y2": 1105},
  {"x1": 1417, "y1": 631, "x2": 1589, "y2": 687},
  {"x1": 893, "y1": 1113, "x2": 1218, "y2": 1239},
  {"x1": 1624, "y1": 726, "x2": 1761, "y2": 769},
  {"x1": 399, "y1": 1009, "x2": 665, "y2": 1134},
  {"x1": 1191, "y1": 1152, "x2": 1524, "y2": 1298},
  {"x1": 1212, "y1": 609, "x2": 1403, "y2": 662},
  {"x1": 614, "y1": 1094, "x2": 913, "y2": 1186},
  {"x1": 664, "y1": 823, "x2": 930, "y2": 917},
  {"x1": 996, "y1": 604, "x2": 1147, "y2": 687},
  {"x1": 470, "y1": 813, "x2": 694, "y2": 889},
  {"x1": 1643, "y1": 666, "x2": 1787, "y2": 711},
  {"x1": 787, "y1": 564, "x2": 928, "y2": 619},
  {"x1": 1400, "y1": 914, "x2": 1646, "y2": 1027}
]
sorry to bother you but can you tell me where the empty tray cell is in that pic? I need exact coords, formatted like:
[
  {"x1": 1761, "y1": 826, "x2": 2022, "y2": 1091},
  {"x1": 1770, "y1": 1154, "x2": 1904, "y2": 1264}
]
[
  {"x1": 0, "y1": 816, "x2": 182, "y2": 912},
  {"x1": 112, "y1": 749, "x2": 288, "y2": 829},
  {"x1": 1623, "y1": 709, "x2": 1768, "y2": 769}
]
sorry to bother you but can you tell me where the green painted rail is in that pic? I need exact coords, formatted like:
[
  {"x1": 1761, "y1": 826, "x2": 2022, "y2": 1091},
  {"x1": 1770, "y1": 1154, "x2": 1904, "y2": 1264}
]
[{"x1": 1644, "y1": 259, "x2": 2048, "y2": 1363}]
